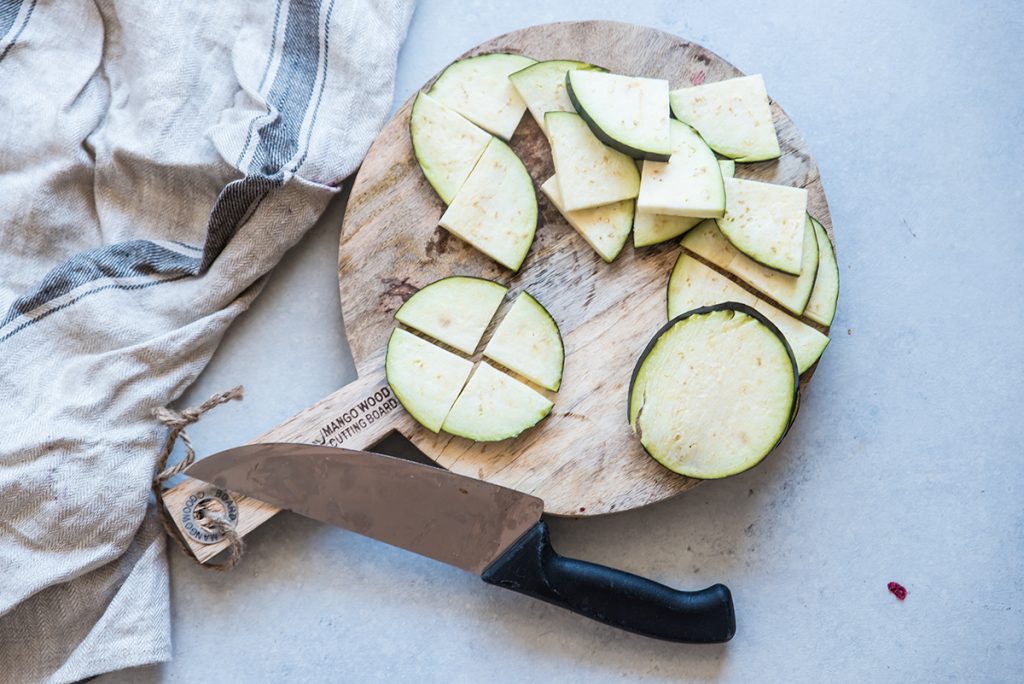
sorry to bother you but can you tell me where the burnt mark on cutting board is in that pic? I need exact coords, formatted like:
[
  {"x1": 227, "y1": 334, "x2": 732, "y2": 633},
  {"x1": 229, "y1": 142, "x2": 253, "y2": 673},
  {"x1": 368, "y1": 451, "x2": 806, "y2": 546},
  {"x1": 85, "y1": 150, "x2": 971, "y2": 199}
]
[
  {"x1": 381, "y1": 276, "x2": 418, "y2": 304},
  {"x1": 424, "y1": 228, "x2": 452, "y2": 258}
]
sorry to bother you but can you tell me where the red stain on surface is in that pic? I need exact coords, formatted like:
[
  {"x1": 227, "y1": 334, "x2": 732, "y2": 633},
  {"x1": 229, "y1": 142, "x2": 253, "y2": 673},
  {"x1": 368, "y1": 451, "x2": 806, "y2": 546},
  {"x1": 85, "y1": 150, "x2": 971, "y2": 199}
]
[
  {"x1": 690, "y1": 70, "x2": 706, "y2": 86},
  {"x1": 887, "y1": 582, "x2": 908, "y2": 601}
]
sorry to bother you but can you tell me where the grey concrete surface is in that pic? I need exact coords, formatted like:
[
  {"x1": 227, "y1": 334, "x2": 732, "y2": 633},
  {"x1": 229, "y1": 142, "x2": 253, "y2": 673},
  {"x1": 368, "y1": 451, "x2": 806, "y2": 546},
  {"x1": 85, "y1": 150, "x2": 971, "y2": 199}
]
[{"x1": 101, "y1": 1, "x2": 1023, "y2": 682}]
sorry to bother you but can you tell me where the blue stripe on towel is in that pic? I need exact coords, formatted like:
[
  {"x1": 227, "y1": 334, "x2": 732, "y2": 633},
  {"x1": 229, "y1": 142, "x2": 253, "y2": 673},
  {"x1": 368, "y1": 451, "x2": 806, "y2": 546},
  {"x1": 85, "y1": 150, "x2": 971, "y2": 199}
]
[
  {"x1": 0, "y1": 275, "x2": 193, "y2": 344},
  {"x1": 234, "y1": 0, "x2": 287, "y2": 170},
  {"x1": 248, "y1": 0, "x2": 324, "y2": 178},
  {"x1": 290, "y1": 0, "x2": 336, "y2": 176},
  {"x1": 0, "y1": 1, "x2": 23, "y2": 42},
  {"x1": 0, "y1": 0, "x2": 331, "y2": 339},
  {"x1": 202, "y1": 0, "x2": 327, "y2": 268},
  {"x1": 0, "y1": 242, "x2": 200, "y2": 327},
  {"x1": 0, "y1": 0, "x2": 36, "y2": 64}
]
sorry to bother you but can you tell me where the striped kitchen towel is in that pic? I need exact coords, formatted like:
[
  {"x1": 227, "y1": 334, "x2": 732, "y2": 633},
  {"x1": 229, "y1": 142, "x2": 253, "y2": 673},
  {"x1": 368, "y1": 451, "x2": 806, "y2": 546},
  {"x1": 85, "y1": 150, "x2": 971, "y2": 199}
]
[{"x1": 0, "y1": 1, "x2": 414, "y2": 681}]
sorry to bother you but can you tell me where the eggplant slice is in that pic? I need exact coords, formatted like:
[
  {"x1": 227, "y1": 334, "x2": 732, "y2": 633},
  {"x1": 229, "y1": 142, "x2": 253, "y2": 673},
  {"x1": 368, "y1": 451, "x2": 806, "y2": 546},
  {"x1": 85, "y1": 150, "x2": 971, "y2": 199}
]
[
  {"x1": 394, "y1": 276, "x2": 507, "y2": 355},
  {"x1": 629, "y1": 303, "x2": 799, "y2": 479}
]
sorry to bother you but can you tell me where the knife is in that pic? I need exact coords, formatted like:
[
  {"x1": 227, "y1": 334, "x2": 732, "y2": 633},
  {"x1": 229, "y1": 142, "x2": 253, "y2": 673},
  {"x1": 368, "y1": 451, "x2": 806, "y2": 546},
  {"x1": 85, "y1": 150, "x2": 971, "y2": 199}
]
[{"x1": 186, "y1": 443, "x2": 735, "y2": 643}]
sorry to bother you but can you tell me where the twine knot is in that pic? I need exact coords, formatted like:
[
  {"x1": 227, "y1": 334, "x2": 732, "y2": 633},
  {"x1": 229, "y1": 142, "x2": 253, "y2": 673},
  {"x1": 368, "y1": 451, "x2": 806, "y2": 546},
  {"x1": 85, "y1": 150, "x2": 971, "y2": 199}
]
[
  {"x1": 151, "y1": 385, "x2": 245, "y2": 570},
  {"x1": 152, "y1": 404, "x2": 205, "y2": 430}
]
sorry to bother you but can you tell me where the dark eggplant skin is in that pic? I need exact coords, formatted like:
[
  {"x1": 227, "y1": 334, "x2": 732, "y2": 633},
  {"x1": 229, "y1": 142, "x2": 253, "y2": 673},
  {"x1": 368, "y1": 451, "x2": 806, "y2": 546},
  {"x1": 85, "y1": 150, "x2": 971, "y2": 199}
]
[
  {"x1": 565, "y1": 73, "x2": 672, "y2": 162},
  {"x1": 808, "y1": 215, "x2": 840, "y2": 326},
  {"x1": 627, "y1": 302, "x2": 801, "y2": 479}
]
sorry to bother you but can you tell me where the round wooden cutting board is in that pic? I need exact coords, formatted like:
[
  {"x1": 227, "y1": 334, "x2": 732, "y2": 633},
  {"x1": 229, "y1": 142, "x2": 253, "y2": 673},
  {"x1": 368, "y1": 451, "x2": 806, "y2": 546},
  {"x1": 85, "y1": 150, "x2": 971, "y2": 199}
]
[
  {"x1": 337, "y1": 21, "x2": 832, "y2": 517},
  {"x1": 164, "y1": 20, "x2": 834, "y2": 563}
]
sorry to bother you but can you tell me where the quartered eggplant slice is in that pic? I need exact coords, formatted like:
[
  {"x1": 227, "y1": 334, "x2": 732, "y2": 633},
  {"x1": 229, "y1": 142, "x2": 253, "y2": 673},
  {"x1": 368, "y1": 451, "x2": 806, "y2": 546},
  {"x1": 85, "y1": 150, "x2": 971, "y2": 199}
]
[
  {"x1": 541, "y1": 175, "x2": 634, "y2": 262},
  {"x1": 667, "y1": 254, "x2": 829, "y2": 374},
  {"x1": 637, "y1": 120, "x2": 725, "y2": 218},
  {"x1": 566, "y1": 70, "x2": 672, "y2": 160},
  {"x1": 545, "y1": 111, "x2": 640, "y2": 211},
  {"x1": 428, "y1": 53, "x2": 537, "y2": 139},
  {"x1": 716, "y1": 177, "x2": 808, "y2": 275},
  {"x1": 509, "y1": 59, "x2": 606, "y2": 133},
  {"x1": 483, "y1": 292, "x2": 564, "y2": 391},
  {"x1": 669, "y1": 74, "x2": 781, "y2": 162},
  {"x1": 682, "y1": 216, "x2": 819, "y2": 316},
  {"x1": 442, "y1": 361, "x2": 553, "y2": 442},
  {"x1": 439, "y1": 138, "x2": 538, "y2": 271},
  {"x1": 394, "y1": 276, "x2": 508, "y2": 355},
  {"x1": 386, "y1": 329, "x2": 475, "y2": 433},
  {"x1": 388, "y1": 278, "x2": 562, "y2": 441},
  {"x1": 410, "y1": 92, "x2": 492, "y2": 204}
]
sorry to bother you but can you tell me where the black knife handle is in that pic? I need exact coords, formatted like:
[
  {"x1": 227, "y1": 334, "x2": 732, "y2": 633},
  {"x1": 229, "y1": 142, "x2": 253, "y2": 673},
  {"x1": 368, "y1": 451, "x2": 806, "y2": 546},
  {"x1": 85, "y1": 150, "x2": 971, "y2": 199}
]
[{"x1": 481, "y1": 521, "x2": 735, "y2": 643}]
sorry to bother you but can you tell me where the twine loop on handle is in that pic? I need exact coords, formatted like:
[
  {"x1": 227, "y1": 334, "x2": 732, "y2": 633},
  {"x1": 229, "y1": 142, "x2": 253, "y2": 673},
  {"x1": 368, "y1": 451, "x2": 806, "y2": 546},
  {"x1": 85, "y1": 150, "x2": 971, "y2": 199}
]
[{"x1": 152, "y1": 386, "x2": 245, "y2": 571}]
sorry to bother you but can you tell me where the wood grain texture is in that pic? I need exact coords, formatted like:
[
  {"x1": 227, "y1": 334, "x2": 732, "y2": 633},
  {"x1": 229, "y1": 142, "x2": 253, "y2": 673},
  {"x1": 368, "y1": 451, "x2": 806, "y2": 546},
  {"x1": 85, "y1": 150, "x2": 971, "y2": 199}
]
[{"x1": 165, "y1": 21, "x2": 832, "y2": 563}]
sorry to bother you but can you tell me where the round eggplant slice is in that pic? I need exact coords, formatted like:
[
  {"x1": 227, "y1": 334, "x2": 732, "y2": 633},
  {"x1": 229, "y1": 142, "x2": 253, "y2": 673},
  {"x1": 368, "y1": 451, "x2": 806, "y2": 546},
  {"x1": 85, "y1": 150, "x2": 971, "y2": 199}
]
[
  {"x1": 628, "y1": 303, "x2": 798, "y2": 479},
  {"x1": 389, "y1": 279, "x2": 561, "y2": 441}
]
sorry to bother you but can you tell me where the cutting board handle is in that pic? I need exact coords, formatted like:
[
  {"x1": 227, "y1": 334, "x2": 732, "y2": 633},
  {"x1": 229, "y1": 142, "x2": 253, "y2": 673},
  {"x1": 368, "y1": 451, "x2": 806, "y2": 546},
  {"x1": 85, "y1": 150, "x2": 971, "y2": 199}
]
[{"x1": 161, "y1": 354, "x2": 411, "y2": 563}]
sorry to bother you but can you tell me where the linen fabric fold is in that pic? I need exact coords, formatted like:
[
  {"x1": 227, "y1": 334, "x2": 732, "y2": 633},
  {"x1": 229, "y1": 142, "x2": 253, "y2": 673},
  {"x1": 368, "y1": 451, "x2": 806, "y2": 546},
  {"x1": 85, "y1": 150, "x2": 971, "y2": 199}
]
[{"x1": 0, "y1": 1, "x2": 415, "y2": 680}]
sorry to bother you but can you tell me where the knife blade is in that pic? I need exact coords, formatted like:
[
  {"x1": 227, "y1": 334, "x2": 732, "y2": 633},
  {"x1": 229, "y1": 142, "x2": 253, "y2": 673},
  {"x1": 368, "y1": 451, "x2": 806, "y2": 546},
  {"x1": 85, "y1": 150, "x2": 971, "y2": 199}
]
[{"x1": 186, "y1": 443, "x2": 735, "y2": 643}]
